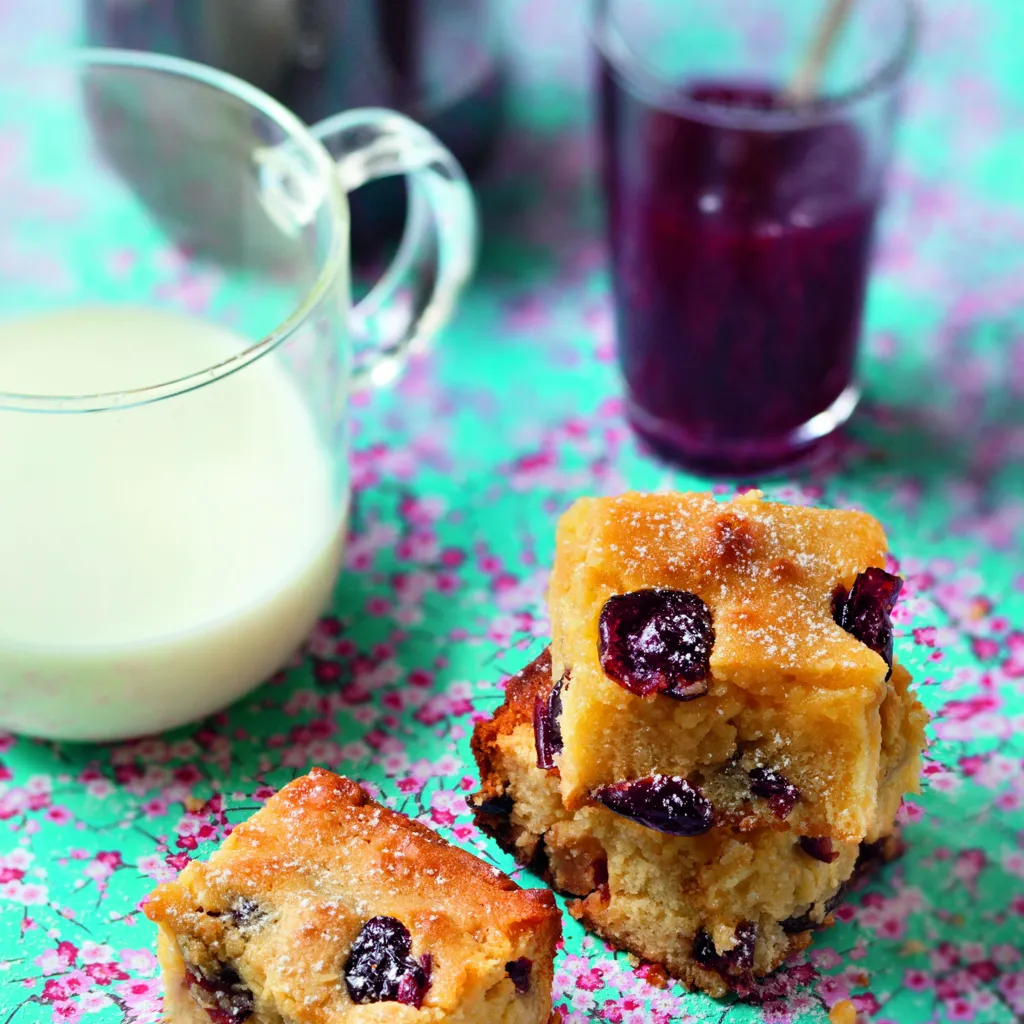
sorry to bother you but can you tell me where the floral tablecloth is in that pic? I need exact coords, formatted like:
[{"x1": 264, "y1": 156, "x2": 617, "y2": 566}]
[{"x1": 1, "y1": 2, "x2": 1023, "y2": 1023}]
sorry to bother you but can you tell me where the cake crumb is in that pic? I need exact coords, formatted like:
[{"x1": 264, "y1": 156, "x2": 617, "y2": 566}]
[
  {"x1": 829, "y1": 1000, "x2": 858, "y2": 1024},
  {"x1": 640, "y1": 963, "x2": 670, "y2": 989}
]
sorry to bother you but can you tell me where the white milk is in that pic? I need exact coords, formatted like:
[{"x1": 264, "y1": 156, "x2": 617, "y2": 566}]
[{"x1": 0, "y1": 306, "x2": 345, "y2": 741}]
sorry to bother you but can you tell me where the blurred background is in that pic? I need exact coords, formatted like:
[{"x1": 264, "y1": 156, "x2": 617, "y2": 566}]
[{"x1": 0, "y1": 0, "x2": 1019, "y2": 517}]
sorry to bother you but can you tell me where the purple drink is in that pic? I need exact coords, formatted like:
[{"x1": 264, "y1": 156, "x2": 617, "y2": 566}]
[{"x1": 594, "y1": 1, "x2": 914, "y2": 475}]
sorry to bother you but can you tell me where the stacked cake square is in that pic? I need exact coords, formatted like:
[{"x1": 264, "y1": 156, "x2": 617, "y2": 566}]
[{"x1": 474, "y1": 491, "x2": 927, "y2": 996}]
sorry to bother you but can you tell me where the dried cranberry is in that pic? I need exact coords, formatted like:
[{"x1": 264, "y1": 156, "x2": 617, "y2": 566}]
[
  {"x1": 692, "y1": 929, "x2": 718, "y2": 967},
  {"x1": 598, "y1": 590, "x2": 714, "y2": 699},
  {"x1": 748, "y1": 767, "x2": 799, "y2": 819},
  {"x1": 231, "y1": 898, "x2": 263, "y2": 927},
  {"x1": 593, "y1": 775, "x2": 714, "y2": 836},
  {"x1": 799, "y1": 837, "x2": 840, "y2": 863},
  {"x1": 728, "y1": 921, "x2": 758, "y2": 971},
  {"x1": 692, "y1": 921, "x2": 758, "y2": 975},
  {"x1": 344, "y1": 916, "x2": 431, "y2": 1008},
  {"x1": 505, "y1": 958, "x2": 533, "y2": 994},
  {"x1": 781, "y1": 885, "x2": 848, "y2": 933},
  {"x1": 832, "y1": 568, "x2": 903, "y2": 679},
  {"x1": 184, "y1": 965, "x2": 254, "y2": 1023},
  {"x1": 475, "y1": 793, "x2": 514, "y2": 817},
  {"x1": 534, "y1": 672, "x2": 567, "y2": 770}
]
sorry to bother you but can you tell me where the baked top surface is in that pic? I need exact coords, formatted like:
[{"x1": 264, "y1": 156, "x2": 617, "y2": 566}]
[
  {"x1": 146, "y1": 769, "x2": 560, "y2": 1023},
  {"x1": 550, "y1": 490, "x2": 891, "y2": 692}
]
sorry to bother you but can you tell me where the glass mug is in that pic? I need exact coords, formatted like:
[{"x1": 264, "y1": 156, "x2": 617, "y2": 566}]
[{"x1": 0, "y1": 50, "x2": 476, "y2": 741}]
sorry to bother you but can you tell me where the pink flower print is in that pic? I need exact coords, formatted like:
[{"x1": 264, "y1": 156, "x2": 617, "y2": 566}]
[
  {"x1": 408, "y1": 669, "x2": 433, "y2": 688},
  {"x1": 1002, "y1": 849, "x2": 1024, "y2": 879},
  {"x1": 996, "y1": 791, "x2": 1021, "y2": 811},
  {"x1": 3, "y1": 881, "x2": 48, "y2": 904},
  {"x1": 574, "y1": 966, "x2": 605, "y2": 992},
  {"x1": 51, "y1": 1002, "x2": 82, "y2": 1024},
  {"x1": 971, "y1": 636, "x2": 1000, "y2": 660},
  {"x1": 896, "y1": 799, "x2": 924, "y2": 824},
  {"x1": 41, "y1": 979, "x2": 72, "y2": 1003},
  {"x1": 1004, "y1": 631, "x2": 1024, "y2": 677},
  {"x1": 932, "y1": 942, "x2": 962, "y2": 973},
  {"x1": 943, "y1": 997, "x2": 975, "y2": 1021},
  {"x1": 952, "y1": 848, "x2": 987, "y2": 885},
  {"x1": 60, "y1": 970, "x2": 92, "y2": 996},
  {"x1": 85, "y1": 961, "x2": 129, "y2": 985},
  {"x1": 25, "y1": 774, "x2": 53, "y2": 796},
  {"x1": 478, "y1": 553, "x2": 502, "y2": 573},
  {"x1": 974, "y1": 753, "x2": 1019, "y2": 789},
  {"x1": 876, "y1": 915, "x2": 906, "y2": 940},
  {"x1": 810, "y1": 948, "x2": 843, "y2": 971},
  {"x1": 967, "y1": 960, "x2": 998, "y2": 984},
  {"x1": 851, "y1": 992, "x2": 880, "y2": 1016},
  {"x1": 0, "y1": 864, "x2": 24, "y2": 884},
  {"x1": 85, "y1": 779, "x2": 114, "y2": 799},
  {"x1": 35, "y1": 941, "x2": 78, "y2": 975},
  {"x1": 904, "y1": 969, "x2": 932, "y2": 992},
  {"x1": 440, "y1": 548, "x2": 465, "y2": 568},
  {"x1": 414, "y1": 695, "x2": 450, "y2": 727},
  {"x1": 0, "y1": 787, "x2": 28, "y2": 819},
  {"x1": 436, "y1": 572, "x2": 460, "y2": 595},
  {"x1": 44, "y1": 807, "x2": 73, "y2": 825},
  {"x1": 84, "y1": 851, "x2": 122, "y2": 883},
  {"x1": 428, "y1": 786, "x2": 468, "y2": 819},
  {"x1": 382, "y1": 752, "x2": 409, "y2": 775},
  {"x1": 79, "y1": 942, "x2": 116, "y2": 966},
  {"x1": 79, "y1": 991, "x2": 113, "y2": 1013},
  {"x1": 165, "y1": 852, "x2": 190, "y2": 872},
  {"x1": 817, "y1": 973, "x2": 851, "y2": 1005},
  {"x1": 141, "y1": 798, "x2": 169, "y2": 818},
  {"x1": 998, "y1": 972, "x2": 1024, "y2": 1014},
  {"x1": 992, "y1": 944, "x2": 1022, "y2": 966},
  {"x1": 115, "y1": 977, "x2": 163, "y2": 1009},
  {"x1": 121, "y1": 948, "x2": 160, "y2": 974},
  {"x1": 172, "y1": 763, "x2": 203, "y2": 785}
]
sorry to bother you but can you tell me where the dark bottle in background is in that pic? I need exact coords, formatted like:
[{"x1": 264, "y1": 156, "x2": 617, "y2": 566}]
[{"x1": 85, "y1": 0, "x2": 507, "y2": 258}]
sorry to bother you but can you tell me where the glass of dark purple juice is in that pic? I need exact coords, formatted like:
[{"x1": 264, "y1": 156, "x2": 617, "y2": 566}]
[{"x1": 593, "y1": 0, "x2": 916, "y2": 475}]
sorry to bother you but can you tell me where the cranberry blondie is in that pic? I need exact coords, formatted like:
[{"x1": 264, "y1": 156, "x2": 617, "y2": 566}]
[
  {"x1": 472, "y1": 651, "x2": 917, "y2": 998},
  {"x1": 549, "y1": 490, "x2": 923, "y2": 841},
  {"x1": 145, "y1": 769, "x2": 561, "y2": 1023}
]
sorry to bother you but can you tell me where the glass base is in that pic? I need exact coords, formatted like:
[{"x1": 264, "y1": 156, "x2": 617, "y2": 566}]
[{"x1": 627, "y1": 383, "x2": 861, "y2": 478}]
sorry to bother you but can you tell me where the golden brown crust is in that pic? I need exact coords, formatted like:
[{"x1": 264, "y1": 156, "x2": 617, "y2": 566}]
[
  {"x1": 147, "y1": 769, "x2": 561, "y2": 1023},
  {"x1": 471, "y1": 650, "x2": 554, "y2": 866},
  {"x1": 471, "y1": 649, "x2": 550, "y2": 770}
]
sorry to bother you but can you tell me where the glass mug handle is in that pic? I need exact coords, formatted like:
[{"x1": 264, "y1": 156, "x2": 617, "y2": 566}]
[{"x1": 310, "y1": 109, "x2": 478, "y2": 389}]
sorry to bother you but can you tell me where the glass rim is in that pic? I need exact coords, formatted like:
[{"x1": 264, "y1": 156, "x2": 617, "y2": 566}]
[
  {"x1": 590, "y1": 0, "x2": 919, "y2": 128},
  {"x1": 0, "y1": 48, "x2": 349, "y2": 414}
]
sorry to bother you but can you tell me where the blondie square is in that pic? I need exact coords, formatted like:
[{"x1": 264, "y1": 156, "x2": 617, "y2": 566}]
[
  {"x1": 145, "y1": 768, "x2": 561, "y2": 1024},
  {"x1": 472, "y1": 651, "x2": 916, "y2": 997},
  {"x1": 549, "y1": 490, "x2": 922, "y2": 840}
]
